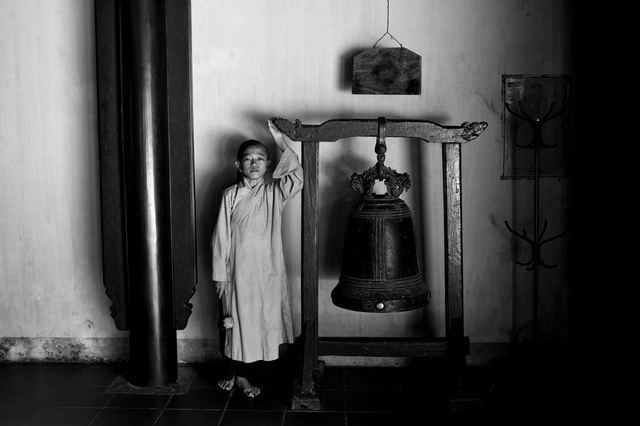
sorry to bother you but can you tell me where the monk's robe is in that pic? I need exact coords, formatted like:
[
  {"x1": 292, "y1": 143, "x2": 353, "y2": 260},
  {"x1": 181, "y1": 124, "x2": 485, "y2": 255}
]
[{"x1": 211, "y1": 146, "x2": 303, "y2": 363}]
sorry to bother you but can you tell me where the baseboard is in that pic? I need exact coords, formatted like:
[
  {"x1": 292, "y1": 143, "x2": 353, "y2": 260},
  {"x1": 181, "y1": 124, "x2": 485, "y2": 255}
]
[
  {"x1": 0, "y1": 337, "x2": 221, "y2": 363},
  {"x1": 1, "y1": 337, "x2": 572, "y2": 366}
]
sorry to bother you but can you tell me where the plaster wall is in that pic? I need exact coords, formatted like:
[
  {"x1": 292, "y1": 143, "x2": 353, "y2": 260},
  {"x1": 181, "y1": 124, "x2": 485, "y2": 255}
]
[{"x1": 0, "y1": 0, "x2": 578, "y2": 365}]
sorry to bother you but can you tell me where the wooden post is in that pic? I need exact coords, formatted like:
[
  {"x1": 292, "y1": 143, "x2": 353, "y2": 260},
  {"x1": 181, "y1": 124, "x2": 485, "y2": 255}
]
[
  {"x1": 442, "y1": 143, "x2": 469, "y2": 395},
  {"x1": 301, "y1": 141, "x2": 320, "y2": 390},
  {"x1": 291, "y1": 141, "x2": 323, "y2": 410}
]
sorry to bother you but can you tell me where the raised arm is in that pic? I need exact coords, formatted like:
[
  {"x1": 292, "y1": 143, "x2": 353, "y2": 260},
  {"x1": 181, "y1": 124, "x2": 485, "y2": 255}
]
[{"x1": 268, "y1": 117, "x2": 292, "y2": 152}]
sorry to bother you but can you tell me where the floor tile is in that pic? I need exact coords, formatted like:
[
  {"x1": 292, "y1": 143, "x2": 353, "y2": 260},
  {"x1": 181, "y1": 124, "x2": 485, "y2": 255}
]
[
  {"x1": 226, "y1": 387, "x2": 288, "y2": 411},
  {"x1": 189, "y1": 363, "x2": 226, "y2": 388},
  {"x1": 403, "y1": 390, "x2": 450, "y2": 412},
  {"x1": 0, "y1": 385, "x2": 62, "y2": 407},
  {"x1": 107, "y1": 393, "x2": 171, "y2": 409},
  {"x1": 165, "y1": 386, "x2": 230, "y2": 410},
  {"x1": 221, "y1": 410, "x2": 285, "y2": 426},
  {"x1": 0, "y1": 406, "x2": 41, "y2": 426},
  {"x1": 0, "y1": 363, "x2": 34, "y2": 386},
  {"x1": 48, "y1": 385, "x2": 113, "y2": 408},
  {"x1": 283, "y1": 410, "x2": 345, "y2": 426},
  {"x1": 227, "y1": 388, "x2": 291, "y2": 411},
  {"x1": 404, "y1": 411, "x2": 452, "y2": 426},
  {"x1": 90, "y1": 407, "x2": 162, "y2": 426},
  {"x1": 315, "y1": 388, "x2": 344, "y2": 412},
  {"x1": 320, "y1": 366, "x2": 344, "y2": 389},
  {"x1": 22, "y1": 406, "x2": 100, "y2": 426},
  {"x1": 155, "y1": 408, "x2": 223, "y2": 425},
  {"x1": 344, "y1": 389, "x2": 406, "y2": 412},
  {"x1": 346, "y1": 411, "x2": 414, "y2": 426},
  {"x1": 70, "y1": 365, "x2": 125, "y2": 386},
  {"x1": 0, "y1": 363, "x2": 85, "y2": 386}
]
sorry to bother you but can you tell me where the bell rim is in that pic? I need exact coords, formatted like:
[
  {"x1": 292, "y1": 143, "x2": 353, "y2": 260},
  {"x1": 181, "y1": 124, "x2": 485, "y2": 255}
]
[{"x1": 330, "y1": 290, "x2": 431, "y2": 313}]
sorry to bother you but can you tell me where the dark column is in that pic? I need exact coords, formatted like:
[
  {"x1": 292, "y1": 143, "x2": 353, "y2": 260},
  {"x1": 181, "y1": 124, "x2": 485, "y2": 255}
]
[
  {"x1": 121, "y1": 0, "x2": 177, "y2": 386},
  {"x1": 95, "y1": 0, "x2": 195, "y2": 387}
]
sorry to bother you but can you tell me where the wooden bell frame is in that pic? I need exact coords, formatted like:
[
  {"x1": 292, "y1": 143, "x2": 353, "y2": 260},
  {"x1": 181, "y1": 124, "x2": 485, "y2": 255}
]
[{"x1": 273, "y1": 117, "x2": 488, "y2": 410}]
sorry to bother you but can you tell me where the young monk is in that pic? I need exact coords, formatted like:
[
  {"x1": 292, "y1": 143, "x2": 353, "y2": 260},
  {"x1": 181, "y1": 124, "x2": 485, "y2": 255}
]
[{"x1": 210, "y1": 118, "x2": 303, "y2": 397}]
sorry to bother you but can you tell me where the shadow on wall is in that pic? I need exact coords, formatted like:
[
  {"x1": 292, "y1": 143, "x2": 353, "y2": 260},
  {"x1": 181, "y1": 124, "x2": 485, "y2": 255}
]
[
  {"x1": 320, "y1": 138, "x2": 370, "y2": 278},
  {"x1": 339, "y1": 46, "x2": 369, "y2": 92},
  {"x1": 196, "y1": 130, "x2": 248, "y2": 284}
]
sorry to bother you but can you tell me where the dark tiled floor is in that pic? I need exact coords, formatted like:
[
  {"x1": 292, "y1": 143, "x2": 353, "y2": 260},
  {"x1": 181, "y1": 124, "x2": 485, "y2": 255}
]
[{"x1": 0, "y1": 354, "x2": 588, "y2": 426}]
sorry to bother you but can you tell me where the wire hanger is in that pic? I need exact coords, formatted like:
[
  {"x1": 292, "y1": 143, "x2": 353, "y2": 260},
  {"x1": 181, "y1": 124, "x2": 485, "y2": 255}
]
[{"x1": 373, "y1": 0, "x2": 403, "y2": 48}]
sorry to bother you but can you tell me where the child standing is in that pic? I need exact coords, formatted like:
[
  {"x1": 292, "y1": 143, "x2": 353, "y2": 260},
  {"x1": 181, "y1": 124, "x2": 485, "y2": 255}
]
[{"x1": 210, "y1": 118, "x2": 303, "y2": 397}]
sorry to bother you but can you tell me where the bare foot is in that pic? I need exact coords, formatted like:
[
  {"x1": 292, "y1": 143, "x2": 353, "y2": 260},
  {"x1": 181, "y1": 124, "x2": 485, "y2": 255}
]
[
  {"x1": 218, "y1": 377, "x2": 234, "y2": 391},
  {"x1": 235, "y1": 376, "x2": 260, "y2": 397}
]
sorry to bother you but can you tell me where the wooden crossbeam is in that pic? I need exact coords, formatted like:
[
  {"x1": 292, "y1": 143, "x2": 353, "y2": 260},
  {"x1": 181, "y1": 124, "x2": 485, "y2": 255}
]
[{"x1": 274, "y1": 117, "x2": 487, "y2": 144}]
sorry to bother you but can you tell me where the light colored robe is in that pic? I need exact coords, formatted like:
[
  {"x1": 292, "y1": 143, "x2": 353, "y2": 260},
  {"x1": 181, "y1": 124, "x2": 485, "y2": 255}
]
[{"x1": 211, "y1": 146, "x2": 303, "y2": 363}]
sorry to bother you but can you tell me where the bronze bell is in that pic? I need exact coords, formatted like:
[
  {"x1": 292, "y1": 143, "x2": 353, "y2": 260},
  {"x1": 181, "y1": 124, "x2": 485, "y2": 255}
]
[{"x1": 331, "y1": 118, "x2": 431, "y2": 313}]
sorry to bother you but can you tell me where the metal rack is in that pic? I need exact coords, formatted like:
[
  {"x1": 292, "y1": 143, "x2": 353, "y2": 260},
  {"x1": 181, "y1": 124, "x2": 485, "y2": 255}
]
[{"x1": 503, "y1": 101, "x2": 569, "y2": 342}]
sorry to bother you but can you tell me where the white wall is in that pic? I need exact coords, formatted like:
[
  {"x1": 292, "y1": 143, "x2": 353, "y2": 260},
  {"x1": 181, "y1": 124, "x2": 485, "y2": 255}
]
[{"x1": 0, "y1": 0, "x2": 578, "y2": 364}]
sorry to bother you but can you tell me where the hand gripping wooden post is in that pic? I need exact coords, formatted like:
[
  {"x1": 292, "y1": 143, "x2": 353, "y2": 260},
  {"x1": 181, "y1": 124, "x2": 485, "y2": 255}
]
[{"x1": 273, "y1": 117, "x2": 488, "y2": 410}]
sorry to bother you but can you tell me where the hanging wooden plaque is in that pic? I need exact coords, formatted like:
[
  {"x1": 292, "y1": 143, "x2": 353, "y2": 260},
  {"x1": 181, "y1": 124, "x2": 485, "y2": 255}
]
[{"x1": 352, "y1": 47, "x2": 421, "y2": 95}]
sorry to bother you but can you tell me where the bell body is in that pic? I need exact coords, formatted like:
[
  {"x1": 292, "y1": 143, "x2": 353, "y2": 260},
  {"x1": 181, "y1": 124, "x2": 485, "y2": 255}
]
[{"x1": 332, "y1": 194, "x2": 431, "y2": 312}]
